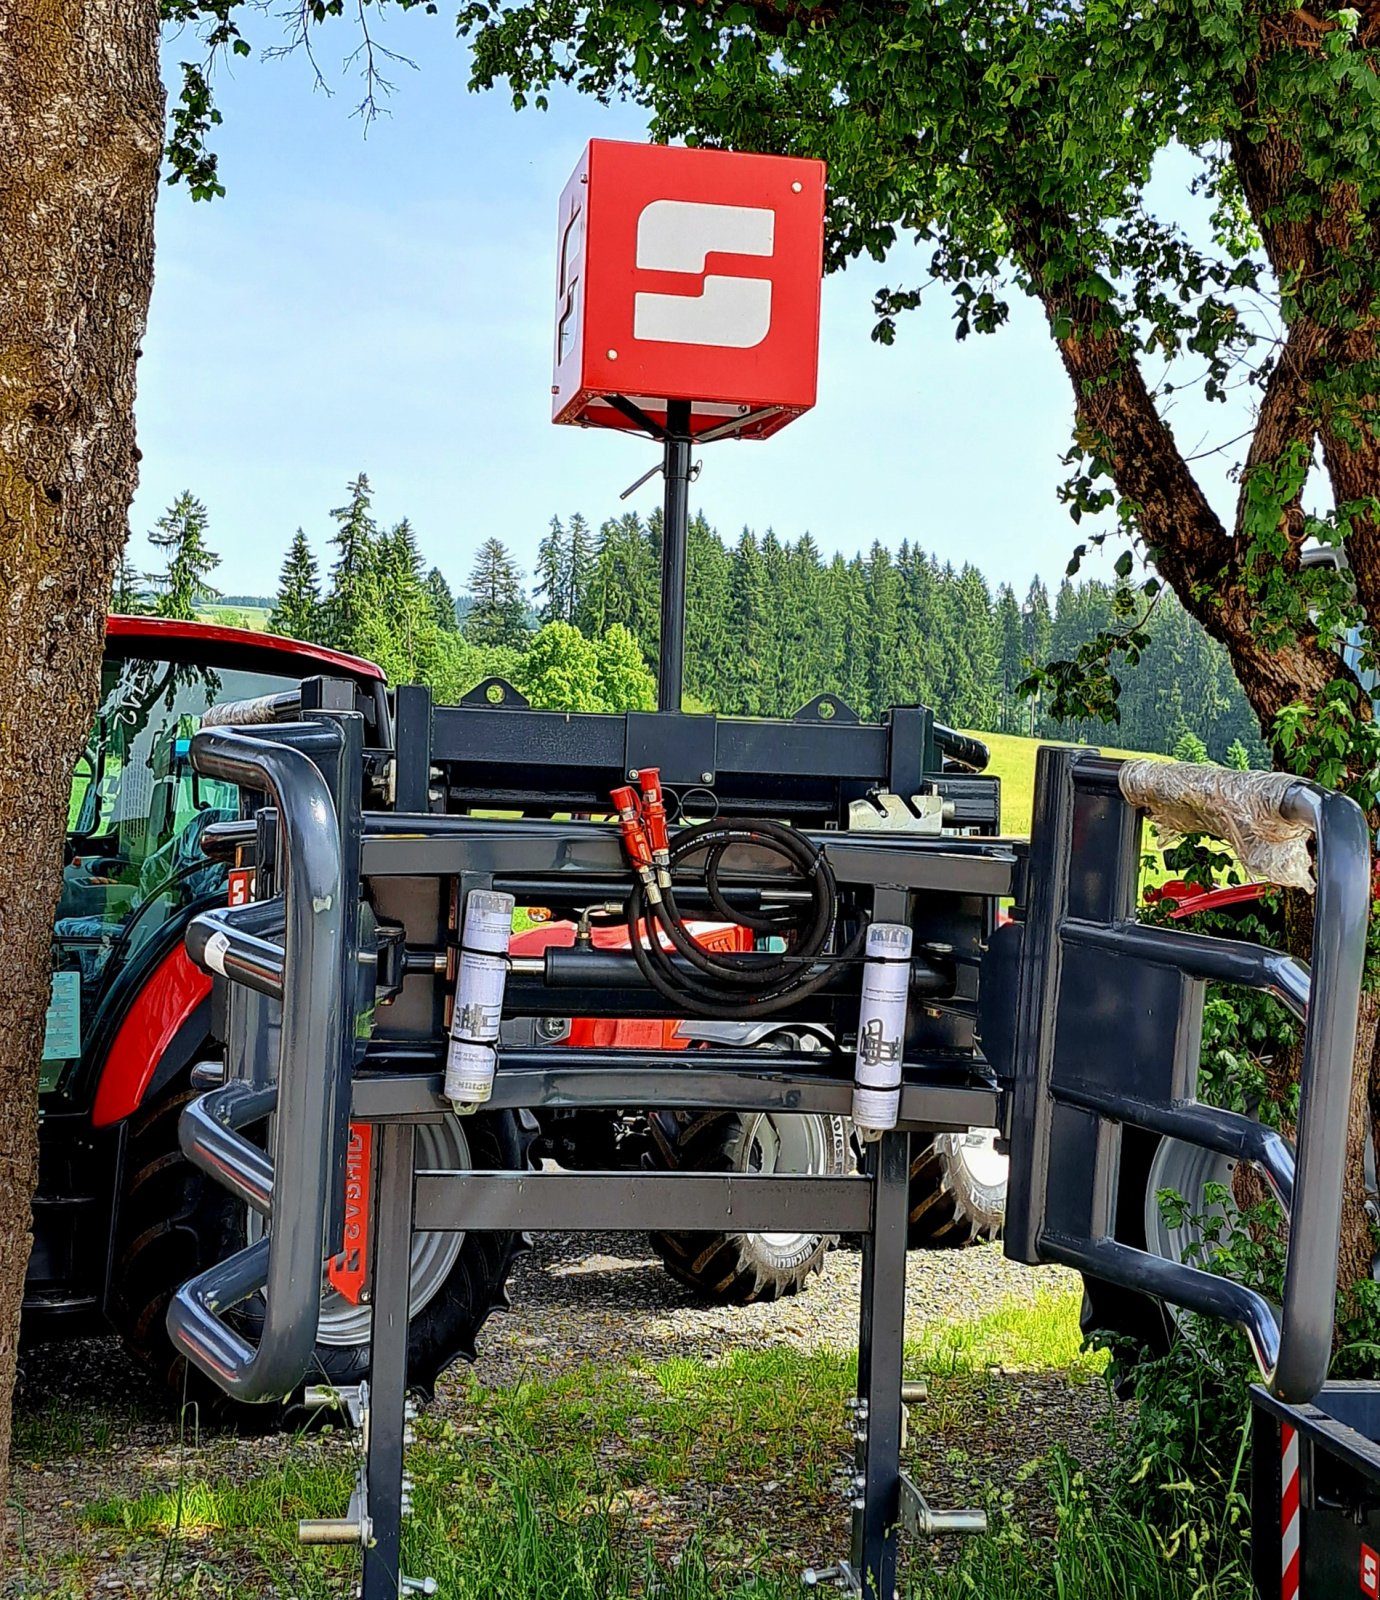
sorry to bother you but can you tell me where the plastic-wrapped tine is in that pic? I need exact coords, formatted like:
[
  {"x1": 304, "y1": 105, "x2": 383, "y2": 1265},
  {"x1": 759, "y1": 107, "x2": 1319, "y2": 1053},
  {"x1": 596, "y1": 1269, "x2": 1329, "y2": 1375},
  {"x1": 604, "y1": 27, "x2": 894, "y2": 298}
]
[
  {"x1": 851, "y1": 923, "x2": 912, "y2": 1139},
  {"x1": 445, "y1": 889, "x2": 516, "y2": 1111}
]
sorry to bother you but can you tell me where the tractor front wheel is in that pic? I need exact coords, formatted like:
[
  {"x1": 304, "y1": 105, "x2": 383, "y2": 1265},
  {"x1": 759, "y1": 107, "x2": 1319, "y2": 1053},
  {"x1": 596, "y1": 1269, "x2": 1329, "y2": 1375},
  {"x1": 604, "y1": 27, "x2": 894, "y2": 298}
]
[
  {"x1": 109, "y1": 1068, "x2": 531, "y2": 1422},
  {"x1": 906, "y1": 1129, "x2": 1007, "y2": 1249},
  {"x1": 645, "y1": 1109, "x2": 848, "y2": 1302}
]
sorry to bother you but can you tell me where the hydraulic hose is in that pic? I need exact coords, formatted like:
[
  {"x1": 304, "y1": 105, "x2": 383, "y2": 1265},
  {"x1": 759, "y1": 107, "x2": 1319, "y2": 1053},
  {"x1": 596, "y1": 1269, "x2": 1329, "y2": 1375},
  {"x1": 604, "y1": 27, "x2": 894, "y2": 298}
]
[{"x1": 620, "y1": 806, "x2": 860, "y2": 1019}]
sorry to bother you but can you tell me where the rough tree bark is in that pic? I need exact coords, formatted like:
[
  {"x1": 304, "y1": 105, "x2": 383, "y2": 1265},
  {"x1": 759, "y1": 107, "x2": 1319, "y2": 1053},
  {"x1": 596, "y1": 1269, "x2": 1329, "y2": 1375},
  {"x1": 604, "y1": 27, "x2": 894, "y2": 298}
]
[
  {"x1": 0, "y1": 1, "x2": 163, "y2": 1546},
  {"x1": 1015, "y1": 50, "x2": 1380, "y2": 1295}
]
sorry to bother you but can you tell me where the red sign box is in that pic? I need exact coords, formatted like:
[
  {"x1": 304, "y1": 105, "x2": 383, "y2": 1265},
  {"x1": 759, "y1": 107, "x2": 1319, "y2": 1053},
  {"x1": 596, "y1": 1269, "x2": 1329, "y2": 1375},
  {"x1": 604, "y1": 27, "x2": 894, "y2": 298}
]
[{"x1": 552, "y1": 140, "x2": 826, "y2": 440}]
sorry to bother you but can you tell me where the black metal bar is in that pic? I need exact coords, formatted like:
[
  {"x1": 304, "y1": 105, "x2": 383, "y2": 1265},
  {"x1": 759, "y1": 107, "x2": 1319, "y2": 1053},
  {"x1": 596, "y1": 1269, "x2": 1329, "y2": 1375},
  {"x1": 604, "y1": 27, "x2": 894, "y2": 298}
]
[
  {"x1": 413, "y1": 1169, "x2": 875, "y2": 1233},
  {"x1": 659, "y1": 397, "x2": 693, "y2": 713},
  {"x1": 350, "y1": 1064, "x2": 1000, "y2": 1130},
  {"x1": 1061, "y1": 919, "x2": 1309, "y2": 1022},
  {"x1": 1043, "y1": 1232, "x2": 1282, "y2": 1376},
  {"x1": 361, "y1": 1121, "x2": 416, "y2": 1600},
  {"x1": 169, "y1": 723, "x2": 348, "y2": 1403},
  {"x1": 177, "y1": 1082, "x2": 277, "y2": 1214},
  {"x1": 393, "y1": 685, "x2": 433, "y2": 814},
  {"x1": 1054, "y1": 1084, "x2": 1295, "y2": 1209},
  {"x1": 852, "y1": 1132, "x2": 910, "y2": 1600}
]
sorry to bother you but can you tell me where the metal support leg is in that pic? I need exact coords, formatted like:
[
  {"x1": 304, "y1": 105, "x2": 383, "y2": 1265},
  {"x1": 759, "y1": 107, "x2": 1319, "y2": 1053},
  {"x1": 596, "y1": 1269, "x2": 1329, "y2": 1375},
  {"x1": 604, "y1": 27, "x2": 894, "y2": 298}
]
[
  {"x1": 851, "y1": 1131, "x2": 910, "y2": 1600},
  {"x1": 361, "y1": 1122, "x2": 417, "y2": 1600}
]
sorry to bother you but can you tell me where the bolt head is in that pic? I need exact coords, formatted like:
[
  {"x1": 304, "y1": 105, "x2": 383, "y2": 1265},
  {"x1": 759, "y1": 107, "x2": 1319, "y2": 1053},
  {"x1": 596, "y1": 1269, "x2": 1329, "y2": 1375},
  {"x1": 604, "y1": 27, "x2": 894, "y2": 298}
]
[
  {"x1": 607, "y1": 348, "x2": 618, "y2": 360},
  {"x1": 700, "y1": 771, "x2": 714, "y2": 783}
]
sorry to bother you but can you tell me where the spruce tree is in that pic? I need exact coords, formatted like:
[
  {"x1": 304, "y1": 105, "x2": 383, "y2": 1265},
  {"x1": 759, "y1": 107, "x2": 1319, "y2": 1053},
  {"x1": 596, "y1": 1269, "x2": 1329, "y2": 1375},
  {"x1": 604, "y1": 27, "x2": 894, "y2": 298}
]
[
  {"x1": 534, "y1": 517, "x2": 568, "y2": 625},
  {"x1": 465, "y1": 537, "x2": 530, "y2": 650},
  {"x1": 370, "y1": 519, "x2": 433, "y2": 679},
  {"x1": 1171, "y1": 728, "x2": 1210, "y2": 764},
  {"x1": 148, "y1": 492, "x2": 219, "y2": 621},
  {"x1": 425, "y1": 566, "x2": 458, "y2": 631},
  {"x1": 270, "y1": 529, "x2": 321, "y2": 640},
  {"x1": 112, "y1": 551, "x2": 148, "y2": 615},
  {"x1": 322, "y1": 473, "x2": 380, "y2": 655},
  {"x1": 995, "y1": 585, "x2": 1024, "y2": 733},
  {"x1": 1226, "y1": 738, "x2": 1251, "y2": 771}
]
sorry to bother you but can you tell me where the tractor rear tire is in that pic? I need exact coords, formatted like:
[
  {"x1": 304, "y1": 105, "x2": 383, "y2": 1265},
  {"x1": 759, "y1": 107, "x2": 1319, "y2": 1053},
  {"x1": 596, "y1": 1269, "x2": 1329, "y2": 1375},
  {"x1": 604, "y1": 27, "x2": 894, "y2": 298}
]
[
  {"x1": 907, "y1": 1130, "x2": 1007, "y2": 1249},
  {"x1": 645, "y1": 1109, "x2": 848, "y2": 1303},
  {"x1": 109, "y1": 1071, "x2": 531, "y2": 1423}
]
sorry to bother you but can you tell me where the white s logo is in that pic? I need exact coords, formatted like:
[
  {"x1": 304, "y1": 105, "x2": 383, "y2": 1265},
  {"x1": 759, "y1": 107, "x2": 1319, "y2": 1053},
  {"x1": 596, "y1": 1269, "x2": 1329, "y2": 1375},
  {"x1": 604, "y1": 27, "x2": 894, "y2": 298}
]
[{"x1": 633, "y1": 200, "x2": 774, "y2": 348}]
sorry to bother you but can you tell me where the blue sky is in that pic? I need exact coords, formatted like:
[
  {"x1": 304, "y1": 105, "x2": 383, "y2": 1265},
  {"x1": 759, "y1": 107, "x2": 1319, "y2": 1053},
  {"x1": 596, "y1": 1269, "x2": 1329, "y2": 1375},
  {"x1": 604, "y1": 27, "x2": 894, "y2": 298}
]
[{"x1": 133, "y1": 16, "x2": 1254, "y2": 603}]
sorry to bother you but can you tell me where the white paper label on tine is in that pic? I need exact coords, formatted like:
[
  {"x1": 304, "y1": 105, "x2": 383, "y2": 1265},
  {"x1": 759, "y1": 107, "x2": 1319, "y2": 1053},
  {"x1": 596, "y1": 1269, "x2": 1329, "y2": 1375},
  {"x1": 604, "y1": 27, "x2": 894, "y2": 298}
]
[
  {"x1": 449, "y1": 952, "x2": 507, "y2": 1044},
  {"x1": 852, "y1": 923, "x2": 911, "y2": 1133},
  {"x1": 852, "y1": 1085, "x2": 902, "y2": 1129},
  {"x1": 203, "y1": 930, "x2": 231, "y2": 977},
  {"x1": 445, "y1": 1041, "x2": 497, "y2": 1106},
  {"x1": 447, "y1": 889, "x2": 515, "y2": 1108}
]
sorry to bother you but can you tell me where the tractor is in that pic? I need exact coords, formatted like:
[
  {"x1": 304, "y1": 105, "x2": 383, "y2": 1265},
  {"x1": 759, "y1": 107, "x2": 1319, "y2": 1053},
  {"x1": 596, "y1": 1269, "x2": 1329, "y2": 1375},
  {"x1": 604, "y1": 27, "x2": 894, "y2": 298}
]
[{"x1": 29, "y1": 613, "x2": 1002, "y2": 1413}]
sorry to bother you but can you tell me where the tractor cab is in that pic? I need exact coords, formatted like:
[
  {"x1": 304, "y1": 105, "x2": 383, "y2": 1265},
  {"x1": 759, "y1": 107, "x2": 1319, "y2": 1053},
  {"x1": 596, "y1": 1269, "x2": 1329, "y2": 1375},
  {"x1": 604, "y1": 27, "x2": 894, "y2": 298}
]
[
  {"x1": 42, "y1": 617, "x2": 388, "y2": 1100},
  {"x1": 26, "y1": 616, "x2": 387, "y2": 1334}
]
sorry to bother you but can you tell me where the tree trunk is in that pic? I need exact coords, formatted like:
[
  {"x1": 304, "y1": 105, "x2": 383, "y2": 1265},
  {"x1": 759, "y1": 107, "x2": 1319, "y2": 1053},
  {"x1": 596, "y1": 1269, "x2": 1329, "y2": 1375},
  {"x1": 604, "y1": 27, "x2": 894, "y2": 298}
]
[{"x1": 0, "y1": 2, "x2": 162, "y2": 1549}]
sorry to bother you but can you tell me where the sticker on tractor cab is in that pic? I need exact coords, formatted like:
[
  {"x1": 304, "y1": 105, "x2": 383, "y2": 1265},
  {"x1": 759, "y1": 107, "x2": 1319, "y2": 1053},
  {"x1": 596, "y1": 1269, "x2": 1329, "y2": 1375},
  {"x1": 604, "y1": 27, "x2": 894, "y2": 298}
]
[
  {"x1": 42, "y1": 970, "x2": 81, "y2": 1062},
  {"x1": 1362, "y1": 1543, "x2": 1379, "y2": 1600},
  {"x1": 327, "y1": 1122, "x2": 373, "y2": 1305},
  {"x1": 227, "y1": 868, "x2": 253, "y2": 907}
]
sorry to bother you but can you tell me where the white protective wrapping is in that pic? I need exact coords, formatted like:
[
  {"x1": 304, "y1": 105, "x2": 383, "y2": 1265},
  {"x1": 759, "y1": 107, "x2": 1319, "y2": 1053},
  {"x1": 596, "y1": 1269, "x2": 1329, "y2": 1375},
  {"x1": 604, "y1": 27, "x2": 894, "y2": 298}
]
[
  {"x1": 445, "y1": 890, "x2": 515, "y2": 1108},
  {"x1": 852, "y1": 922, "x2": 913, "y2": 1139},
  {"x1": 201, "y1": 692, "x2": 287, "y2": 728},
  {"x1": 1118, "y1": 760, "x2": 1314, "y2": 892}
]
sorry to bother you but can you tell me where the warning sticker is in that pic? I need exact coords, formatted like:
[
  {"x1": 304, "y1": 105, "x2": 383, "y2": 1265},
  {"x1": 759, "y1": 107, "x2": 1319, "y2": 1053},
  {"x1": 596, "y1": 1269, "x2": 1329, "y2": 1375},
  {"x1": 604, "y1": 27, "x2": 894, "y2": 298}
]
[
  {"x1": 1362, "y1": 1544, "x2": 1379, "y2": 1600},
  {"x1": 42, "y1": 970, "x2": 81, "y2": 1062}
]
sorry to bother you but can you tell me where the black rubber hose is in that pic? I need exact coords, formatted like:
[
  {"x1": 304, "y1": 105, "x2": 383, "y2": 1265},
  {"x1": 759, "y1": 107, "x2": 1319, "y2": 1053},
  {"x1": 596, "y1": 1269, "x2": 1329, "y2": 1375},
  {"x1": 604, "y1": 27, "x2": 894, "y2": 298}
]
[{"x1": 622, "y1": 816, "x2": 859, "y2": 1018}]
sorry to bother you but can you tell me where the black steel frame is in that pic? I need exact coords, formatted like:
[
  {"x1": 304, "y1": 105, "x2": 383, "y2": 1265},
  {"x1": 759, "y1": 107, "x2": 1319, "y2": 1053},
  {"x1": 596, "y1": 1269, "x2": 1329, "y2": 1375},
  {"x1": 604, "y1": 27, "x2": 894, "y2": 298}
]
[{"x1": 163, "y1": 703, "x2": 1370, "y2": 1600}]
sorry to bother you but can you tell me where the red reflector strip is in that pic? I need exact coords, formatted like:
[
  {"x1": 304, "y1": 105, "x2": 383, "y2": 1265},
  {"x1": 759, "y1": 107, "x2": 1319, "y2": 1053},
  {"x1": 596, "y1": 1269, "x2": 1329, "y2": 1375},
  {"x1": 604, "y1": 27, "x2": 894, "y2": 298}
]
[{"x1": 1282, "y1": 1423, "x2": 1300, "y2": 1600}]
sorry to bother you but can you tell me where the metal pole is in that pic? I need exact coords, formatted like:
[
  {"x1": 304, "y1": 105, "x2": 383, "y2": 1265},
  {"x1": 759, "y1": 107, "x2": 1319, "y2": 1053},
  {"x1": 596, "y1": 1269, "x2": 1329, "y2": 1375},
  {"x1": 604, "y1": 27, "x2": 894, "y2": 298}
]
[
  {"x1": 361, "y1": 1122, "x2": 417, "y2": 1600},
  {"x1": 658, "y1": 398, "x2": 693, "y2": 713},
  {"x1": 851, "y1": 1131, "x2": 910, "y2": 1600}
]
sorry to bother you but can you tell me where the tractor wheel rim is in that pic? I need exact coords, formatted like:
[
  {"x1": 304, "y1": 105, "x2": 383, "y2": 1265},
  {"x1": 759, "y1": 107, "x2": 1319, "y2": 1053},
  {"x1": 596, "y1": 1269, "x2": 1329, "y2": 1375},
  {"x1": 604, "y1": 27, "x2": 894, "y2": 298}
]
[
  {"x1": 1144, "y1": 1135, "x2": 1237, "y2": 1334},
  {"x1": 248, "y1": 1116, "x2": 470, "y2": 1349},
  {"x1": 737, "y1": 1111, "x2": 832, "y2": 1253},
  {"x1": 954, "y1": 1127, "x2": 1007, "y2": 1191}
]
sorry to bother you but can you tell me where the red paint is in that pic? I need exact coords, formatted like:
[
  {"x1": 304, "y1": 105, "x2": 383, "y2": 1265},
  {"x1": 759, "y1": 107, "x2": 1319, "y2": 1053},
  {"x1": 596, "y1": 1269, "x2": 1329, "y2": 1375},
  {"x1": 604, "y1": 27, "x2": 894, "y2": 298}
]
[
  {"x1": 1145, "y1": 879, "x2": 1271, "y2": 921},
  {"x1": 92, "y1": 944, "x2": 212, "y2": 1126},
  {"x1": 327, "y1": 1122, "x2": 374, "y2": 1305},
  {"x1": 552, "y1": 140, "x2": 825, "y2": 439},
  {"x1": 509, "y1": 918, "x2": 751, "y2": 1051},
  {"x1": 106, "y1": 615, "x2": 385, "y2": 683}
]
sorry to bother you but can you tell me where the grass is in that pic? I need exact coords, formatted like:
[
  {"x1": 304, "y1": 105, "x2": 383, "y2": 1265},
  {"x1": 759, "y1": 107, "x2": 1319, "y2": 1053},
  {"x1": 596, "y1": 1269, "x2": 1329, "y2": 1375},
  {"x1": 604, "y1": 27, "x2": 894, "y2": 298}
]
[
  {"x1": 963, "y1": 729, "x2": 1170, "y2": 837},
  {"x1": 51, "y1": 1288, "x2": 1248, "y2": 1600}
]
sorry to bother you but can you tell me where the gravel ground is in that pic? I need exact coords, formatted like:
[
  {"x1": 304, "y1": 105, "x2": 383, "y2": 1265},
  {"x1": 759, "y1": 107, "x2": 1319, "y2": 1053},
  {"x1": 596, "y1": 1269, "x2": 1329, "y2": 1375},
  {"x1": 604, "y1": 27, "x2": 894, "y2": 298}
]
[
  {"x1": 7, "y1": 1235, "x2": 1110, "y2": 1598},
  {"x1": 476, "y1": 1229, "x2": 1072, "y2": 1382}
]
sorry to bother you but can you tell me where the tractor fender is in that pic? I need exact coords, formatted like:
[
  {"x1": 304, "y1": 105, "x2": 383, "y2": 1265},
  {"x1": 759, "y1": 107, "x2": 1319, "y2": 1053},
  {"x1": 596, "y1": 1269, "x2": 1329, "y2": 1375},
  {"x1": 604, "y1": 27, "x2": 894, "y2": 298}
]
[{"x1": 91, "y1": 943, "x2": 212, "y2": 1127}]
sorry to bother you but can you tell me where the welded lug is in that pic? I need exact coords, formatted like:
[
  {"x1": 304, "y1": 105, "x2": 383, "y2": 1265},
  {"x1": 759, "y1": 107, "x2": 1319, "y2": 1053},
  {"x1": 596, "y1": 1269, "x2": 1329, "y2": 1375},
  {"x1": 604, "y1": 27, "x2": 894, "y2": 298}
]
[
  {"x1": 801, "y1": 1560, "x2": 860, "y2": 1592},
  {"x1": 297, "y1": 1516, "x2": 372, "y2": 1546},
  {"x1": 898, "y1": 1472, "x2": 987, "y2": 1537},
  {"x1": 305, "y1": 1380, "x2": 368, "y2": 1432}
]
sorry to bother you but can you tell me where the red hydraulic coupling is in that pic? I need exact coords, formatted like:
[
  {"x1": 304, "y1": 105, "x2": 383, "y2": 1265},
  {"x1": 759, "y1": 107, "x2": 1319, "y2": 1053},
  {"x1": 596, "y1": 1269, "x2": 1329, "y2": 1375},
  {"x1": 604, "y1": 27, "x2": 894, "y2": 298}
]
[
  {"x1": 637, "y1": 767, "x2": 671, "y2": 864},
  {"x1": 610, "y1": 785, "x2": 654, "y2": 872}
]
